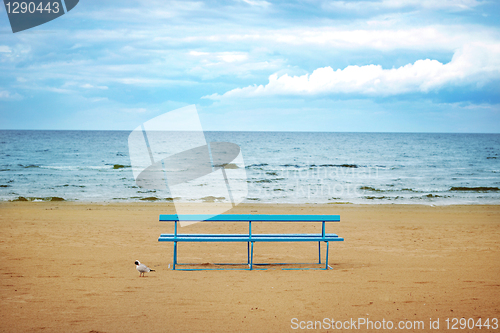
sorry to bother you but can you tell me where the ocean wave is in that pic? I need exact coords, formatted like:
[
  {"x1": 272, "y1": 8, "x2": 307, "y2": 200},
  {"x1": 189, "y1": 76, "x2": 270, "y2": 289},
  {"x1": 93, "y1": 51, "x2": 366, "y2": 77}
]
[
  {"x1": 36, "y1": 165, "x2": 113, "y2": 171},
  {"x1": 138, "y1": 197, "x2": 174, "y2": 201},
  {"x1": 139, "y1": 197, "x2": 160, "y2": 201},
  {"x1": 56, "y1": 184, "x2": 86, "y2": 188},
  {"x1": 423, "y1": 194, "x2": 449, "y2": 198},
  {"x1": 359, "y1": 186, "x2": 384, "y2": 192},
  {"x1": 449, "y1": 186, "x2": 500, "y2": 192},
  {"x1": 359, "y1": 186, "x2": 422, "y2": 193},
  {"x1": 223, "y1": 163, "x2": 239, "y2": 169},
  {"x1": 276, "y1": 163, "x2": 361, "y2": 169},
  {"x1": 11, "y1": 196, "x2": 65, "y2": 202},
  {"x1": 327, "y1": 201, "x2": 353, "y2": 204},
  {"x1": 18, "y1": 164, "x2": 131, "y2": 171},
  {"x1": 19, "y1": 164, "x2": 40, "y2": 169},
  {"x1": 130, "y1": 196, "x2": 174, "y2": 201},
  {"x1": 112, "y1": 164, "x2": 130, "y2": 169},
  {"x1": 214, "y1": 163, "x2": 239, "y2": 169},
  {"x1": 251, "y1": 178, "x2": 284, "y2": 183},
  {"x1": 245, "y1": 163, "x2": 268, "y2": 169},
  {"x1": 201, "y1": 196, "x2": 226, "y2": 202},
  {"x1": 251, "y1": 179, "x2": 272, "y2": 183},
  {"x1": 318, "y1": 164, "x2": 359, "y2": 168}
]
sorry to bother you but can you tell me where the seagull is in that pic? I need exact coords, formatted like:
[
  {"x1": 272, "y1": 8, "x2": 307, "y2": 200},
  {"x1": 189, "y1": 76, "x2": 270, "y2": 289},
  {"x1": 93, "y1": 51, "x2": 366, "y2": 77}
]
[{"x1": 135, "y1": 260, "x2": 155, "y2": 277}]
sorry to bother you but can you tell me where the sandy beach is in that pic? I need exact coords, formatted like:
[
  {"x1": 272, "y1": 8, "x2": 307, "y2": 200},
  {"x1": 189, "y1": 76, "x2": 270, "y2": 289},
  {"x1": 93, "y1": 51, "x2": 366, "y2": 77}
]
[{"x1": 0, "y1": 202, "x2": 499, "y2": 332}]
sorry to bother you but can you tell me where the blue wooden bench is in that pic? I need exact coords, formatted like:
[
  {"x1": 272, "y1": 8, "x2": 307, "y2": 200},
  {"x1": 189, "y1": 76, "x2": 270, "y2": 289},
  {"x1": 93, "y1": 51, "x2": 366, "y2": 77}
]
[{"x1": 158, "y1": 214, "x2": 344, "y2": 270}]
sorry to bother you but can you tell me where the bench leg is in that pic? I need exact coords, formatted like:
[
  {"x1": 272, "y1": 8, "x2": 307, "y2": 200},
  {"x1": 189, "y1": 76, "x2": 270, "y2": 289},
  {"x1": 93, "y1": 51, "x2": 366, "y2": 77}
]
[
  {"x1": 247, "y1": 242, "x2": 250, "y2": 264},
  {"x1": 325, "y1": 241, "x2": 329, "y2": 270},
  {"x1": 250, "y1": 241, "x2": 254, "y2": 270},
  {"x1": 173, "y1": 241, "x2": 178, "y2": 270},
  {"x1": 318, "y1": 241, "x2": 321, "y2": 264}
]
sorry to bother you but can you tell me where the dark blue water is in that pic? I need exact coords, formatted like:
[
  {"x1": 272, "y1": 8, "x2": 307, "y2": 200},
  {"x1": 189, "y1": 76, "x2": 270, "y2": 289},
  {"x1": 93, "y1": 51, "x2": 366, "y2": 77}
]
[{"x1": 1, "y1": 130, "x2": 499, "y2": 204}]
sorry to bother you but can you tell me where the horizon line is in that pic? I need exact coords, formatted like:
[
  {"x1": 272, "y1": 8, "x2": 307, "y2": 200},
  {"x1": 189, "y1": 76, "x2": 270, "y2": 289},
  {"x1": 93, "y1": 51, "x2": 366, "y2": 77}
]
[{"x1": 1, "y1": 129, "x2": 499, "y2": 135}]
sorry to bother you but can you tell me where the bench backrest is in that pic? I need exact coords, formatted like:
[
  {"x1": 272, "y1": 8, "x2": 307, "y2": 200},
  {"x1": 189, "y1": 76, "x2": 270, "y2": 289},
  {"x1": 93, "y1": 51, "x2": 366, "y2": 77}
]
[{"x1": 159, "y1": 214, "x2": 340, "y2": 222}]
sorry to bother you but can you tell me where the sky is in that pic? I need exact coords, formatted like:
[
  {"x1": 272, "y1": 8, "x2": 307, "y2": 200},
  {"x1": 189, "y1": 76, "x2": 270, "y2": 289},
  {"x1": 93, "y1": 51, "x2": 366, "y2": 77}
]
[{"x1": 0, "y1": 0, "x2": 499, "y2": 132}]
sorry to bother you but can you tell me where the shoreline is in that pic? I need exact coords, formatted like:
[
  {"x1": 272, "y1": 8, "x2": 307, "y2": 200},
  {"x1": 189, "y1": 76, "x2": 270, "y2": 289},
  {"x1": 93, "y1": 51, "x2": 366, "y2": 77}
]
[
  {"x1": 2, "y1": 200, "x2": 500, "y2": 206},
  {"x1": 1, "y1": 202, "x2": 499, "y2": 332}
]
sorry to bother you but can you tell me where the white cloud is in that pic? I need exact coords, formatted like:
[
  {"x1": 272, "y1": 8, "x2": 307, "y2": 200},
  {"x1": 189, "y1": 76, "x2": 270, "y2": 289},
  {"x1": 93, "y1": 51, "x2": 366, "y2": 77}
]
[
  {"x1": 117, "y1": 77, "x2": 197, "y2": 86},
  {"x1": 43, "y1": 87, "x2": 74, "y2": 94},
  {"x1": 189, "y1": 51, "x2": 209, "y2": 56},
  {"x1": 0, "y1": 46, "x2": 12, "y2": 53},
  {"x1": 379, "y1": 0, "x2": 482, "y2": 10},
  {"x1": 224, "y1": 25, "x2": 496, "y2": 52},
  {"x1": 240, "y1": 0, "x2": 271, "y2": 8},
  {"x1": 81, "y1": 83, "x2": 108, "y2": 90},
  {"x1": 323, "y1": 0, "x2": 483, "y2": 11},
  {"x1": 188, "y1": 51, "x2": 248, "y2": 62},
  {"x1": 206, "y1": 42, "x2": 500, "y2": 99},
  {"x1": 217, "y1": 52, "x2": 248, "y2": 63},
  {"x1": 149, "y1": 25, "x2": 497, "y2": 54},
  {"x1": 0, "y1": 90, "x2": 23, "y2": 100},
  {"x1": 186, "y1": 50, "x2": 283, "y2": 79}
]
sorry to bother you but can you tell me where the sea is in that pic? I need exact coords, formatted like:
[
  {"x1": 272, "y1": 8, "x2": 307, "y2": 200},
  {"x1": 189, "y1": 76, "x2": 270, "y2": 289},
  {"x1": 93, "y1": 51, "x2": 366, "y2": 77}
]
[{"x1": 1, "y1": 130, "x2": 499, "y2": 205}]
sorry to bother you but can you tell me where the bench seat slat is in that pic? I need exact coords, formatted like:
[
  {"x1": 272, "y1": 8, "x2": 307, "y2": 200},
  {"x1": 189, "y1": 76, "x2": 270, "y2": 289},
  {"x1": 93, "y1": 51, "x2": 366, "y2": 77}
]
[
  {"x1": 160, "y1": 214, "x2": 340, "y2": 222},
  {"x1": 158, "y1": 236, "x2": 344, "y2": 242},
  {"x1": 160, "y1": 233, "x2": 339, "y2": 237}
]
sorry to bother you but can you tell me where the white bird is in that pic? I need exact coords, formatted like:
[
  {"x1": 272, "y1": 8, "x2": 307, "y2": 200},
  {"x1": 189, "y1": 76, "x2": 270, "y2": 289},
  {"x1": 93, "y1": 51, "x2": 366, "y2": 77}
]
[{"x1": 135, "y1": 260, "x2": 155, "y2": 277}]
